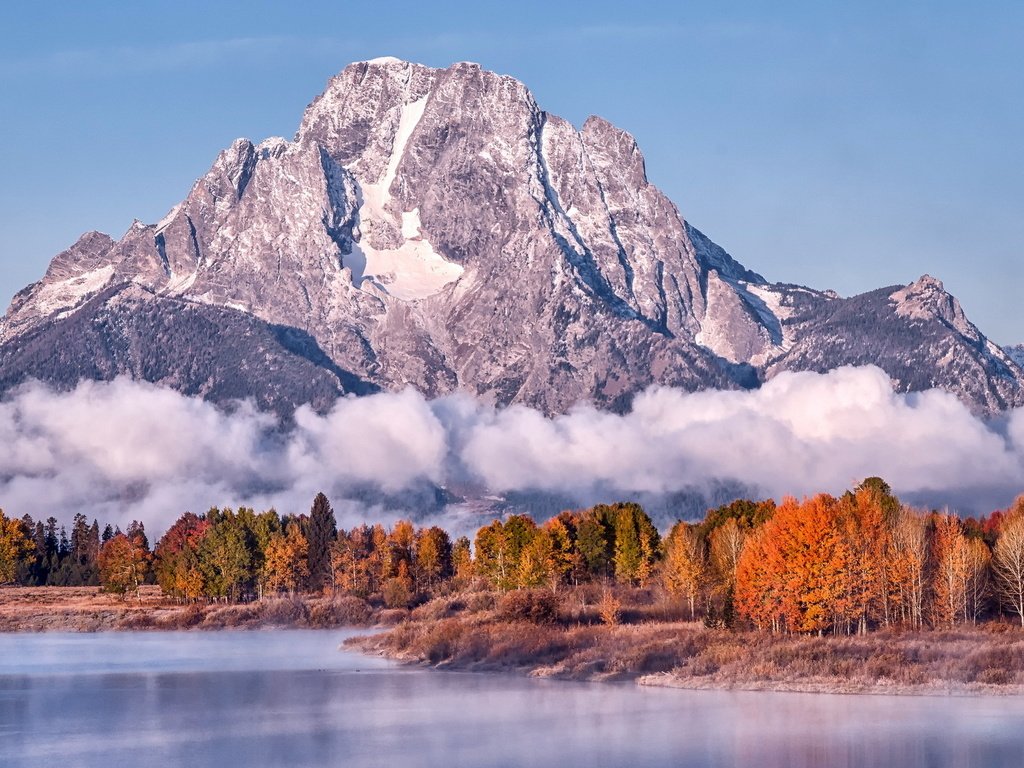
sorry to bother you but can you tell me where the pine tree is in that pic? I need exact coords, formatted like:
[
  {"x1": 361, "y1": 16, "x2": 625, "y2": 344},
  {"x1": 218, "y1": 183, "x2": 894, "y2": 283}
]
[{"x1": 306, "y1": 492, "x2": 337, "y2": 592}]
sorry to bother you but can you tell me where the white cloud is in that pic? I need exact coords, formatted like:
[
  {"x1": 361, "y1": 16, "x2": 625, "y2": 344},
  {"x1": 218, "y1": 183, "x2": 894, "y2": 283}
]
[{"x1": 1, "y1": 367, "x2": 1022, "y2": 538}]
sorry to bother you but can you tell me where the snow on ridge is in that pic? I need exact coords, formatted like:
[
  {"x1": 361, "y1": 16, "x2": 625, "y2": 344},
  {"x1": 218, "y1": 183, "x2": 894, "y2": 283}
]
[
  {"x1": 33, "y1": 265, "x2": 115, "y2": 318},
  {"x1": 343, "y1": 95, "x2": 463, "y2": 301}
]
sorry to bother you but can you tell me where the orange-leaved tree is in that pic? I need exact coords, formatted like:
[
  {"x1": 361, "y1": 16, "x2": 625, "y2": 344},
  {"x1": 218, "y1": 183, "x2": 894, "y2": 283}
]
[{"x1": 736, "y1": 495, "x2": 852, "y2": 634}]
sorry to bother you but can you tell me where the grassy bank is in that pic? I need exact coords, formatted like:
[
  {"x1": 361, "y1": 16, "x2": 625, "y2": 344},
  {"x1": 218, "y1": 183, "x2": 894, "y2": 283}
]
[
  {"x1": 0, "y1": 586, "x2": 389, "y2": 632},
  {"x1": 347, "y1": 587, "x2": 1024, "y2": 696}
]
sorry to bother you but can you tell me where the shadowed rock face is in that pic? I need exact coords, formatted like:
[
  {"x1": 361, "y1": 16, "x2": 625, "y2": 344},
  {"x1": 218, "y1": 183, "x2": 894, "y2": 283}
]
[{"x1": 2, "y1": 59, "x2": 1022, "y2": 416}]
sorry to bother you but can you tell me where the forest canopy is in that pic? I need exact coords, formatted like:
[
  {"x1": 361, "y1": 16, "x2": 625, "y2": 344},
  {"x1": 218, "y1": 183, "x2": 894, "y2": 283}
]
[{"x1": 3, "y1": 479, "x2": 1024, "y2": 633}]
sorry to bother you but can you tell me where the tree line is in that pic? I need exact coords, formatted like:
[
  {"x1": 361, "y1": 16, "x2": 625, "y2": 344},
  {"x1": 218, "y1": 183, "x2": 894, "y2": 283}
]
[
  {"x1": 2, "y1": 479, "x2": 1024, "y2": 632},
  {"x1": 0, "y1": 510, "x2": 148, "y2": 588}
]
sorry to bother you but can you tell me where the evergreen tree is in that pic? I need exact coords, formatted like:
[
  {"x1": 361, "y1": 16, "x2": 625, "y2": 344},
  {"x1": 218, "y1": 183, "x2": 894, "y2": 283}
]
[{"x1": 306, "y1": 492, "x2": 337, "y2": 592}]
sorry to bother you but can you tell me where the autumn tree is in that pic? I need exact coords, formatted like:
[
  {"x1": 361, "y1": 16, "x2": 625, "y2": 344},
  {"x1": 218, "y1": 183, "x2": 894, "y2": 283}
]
[
  {"x1": 386, "y1": 520, "x2": 416, "y2": 585},
  {"x1": 332, "y1": 525, "x2": 376, "y2": 597},
  {"x1": 154, "y1": 512, "x2": 210, "y2": 601},
  {"x1": 415, "y1": 526, "x2": 453, "y2": 591},
  {"x1": 663, "y1": 522, "x2": 707, "y2": 620},
  {"x1": 735, "y1": 524, "x2": 785, "y2": 632},
  {"x1": 735, "y1": 495, "x2": 852, "y2": 635},
  {"x1": 930, "y1": 514, "x2": 969, "y2": 628},
  {"x1": 98, "y1": 532, "x2": 149, "y2": 599},
  {"x1": 382, "y1": 560, "x2": 414, "y2": 608},
  {"x1": 262, "y1": 520, "x2": 309, "y2": 595},
  {"x1": 964, "y1": 537, "x2": 991, "y2": 624},
  {"x1": 610, "y1": 503, "x2": 659, "y2": 586},
  {"x1": 539, "y1": 517, "x2": 576, "y2": 590},
  {"x1": 475, "y1": 516, "x2": 538, "y2": 590},
  {"x1": 0, "y1": 510, "x2": 32, "y2": 584},
  {"x1": 451, "y1": 536, "x2": 473, "y2": 586},
  {"x1": 838, "y1": 487, "x2": 891, "y2": 633},
  {"x1": 889, "y1": 507, "x2": 929, "y2": 630},
  {"x1": 993, "y1": 509, "x2": 1024, "y2": 626}
]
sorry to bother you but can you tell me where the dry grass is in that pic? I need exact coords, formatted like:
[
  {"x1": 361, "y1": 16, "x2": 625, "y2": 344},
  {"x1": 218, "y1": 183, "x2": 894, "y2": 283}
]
[
  {"x1": 348, "y1": 587, "x2": 1024, "y2": 695},
  {"x1": 0, "y1": 586, "x2": 379, "y2": 632}
]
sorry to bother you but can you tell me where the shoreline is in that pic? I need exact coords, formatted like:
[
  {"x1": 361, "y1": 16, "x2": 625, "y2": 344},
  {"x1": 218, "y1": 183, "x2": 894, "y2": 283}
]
[
  {"x1": 345, "y1": 590, "x2": 1024, "y2": 698},
  {"x1": 348, "y1": 631, "x2": 1024, "y2": 698},
  {"x1": 6, "y1": 586, "x2": 1024, "y2": 699}
]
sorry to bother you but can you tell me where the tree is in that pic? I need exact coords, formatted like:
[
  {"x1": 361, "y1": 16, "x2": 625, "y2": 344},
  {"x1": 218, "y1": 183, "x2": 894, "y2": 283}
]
[
  {"x1": 451, "y1": 536, "x2": 473, "y2": 586},
  {"x1": 0, "y1": 510, "x2": 32, "y2": 584},
  {"x1": 964, "y1": 537, "x2": 991, "y2": 624},
  {"x1": 98, "y1": 533, "x2": 149, "y2": 599},
  {"x1": 198, "y1": 508, "x2": 257, "y2": 601},
  {"x1": 415, "y1": 526, "x2": 453, "y2": 591},
  {"x1": 890, "y1": 506, "x2": 928, "y2": 630},
  {"x1": 306, "y1": 493, "x2": 337, "y2": 592},
  {"x1": 710, "y1": 518, "x2": 746, "y2": 589},
  {"x1": 262, "y1": 521, "x2": 309, "y2": 595},
  {"x1": 931, "y1": 514, "x2": 969, "y2": 628},
  {"x1": 154, "y1": 512, "x2": 209, "y2": 601},
  {"x1": 517, "y1": 529, "x2": 555, "y2": 588},
  {"x1": 610, "y1": 503, "x2": 659, "y2": 586},
  {"x1": 838, "y1": 486, "x2": 893, "y2": 634},
  {"x1": 382, "y1": 560, "x2": 413, "y2": 608},
  {"x1": 540, "y1": 517, "x2": 576, "y2": 590},
  {"x1": 474, "y1": 520, "x2": 511, "y2": 589},
  {"x1": 663, "y1": 522, "x2": 707, "y2": 620},
  {"x1": 575, "y1": 509, "x2": 613, "y2": 580},
  {"x1": 735, "y1": 495, "x2": 852, "y2": 635},
  {"x1": 993, "y1": 510, "x2": 1024, "y2": 626},
  {"x1": 386, "y1": 520, "x2": 416, "y2": 584},
  {"x1": 332, "y1": 525, "x2": 376, "y2": 597}
]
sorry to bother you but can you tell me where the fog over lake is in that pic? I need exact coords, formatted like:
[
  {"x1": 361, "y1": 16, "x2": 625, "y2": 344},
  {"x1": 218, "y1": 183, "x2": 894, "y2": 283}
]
[{"x1": 1, "y1": 630, "x2": 1022, "y2": 768}]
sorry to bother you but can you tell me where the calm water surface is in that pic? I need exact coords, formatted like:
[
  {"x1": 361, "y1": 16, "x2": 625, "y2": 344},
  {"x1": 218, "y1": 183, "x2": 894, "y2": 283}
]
[{"x1": 1, "y1": 630, "x2": 1022, "y2": 768}]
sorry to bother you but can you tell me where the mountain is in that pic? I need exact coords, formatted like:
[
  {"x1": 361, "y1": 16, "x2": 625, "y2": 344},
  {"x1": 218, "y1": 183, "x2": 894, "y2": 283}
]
[
  {"x1": 2, "y1": 58, "x2": 1022, "y2": 416},
  {"x1": 1007, "y1": 345, "x2": 1024, "y2": 370}
]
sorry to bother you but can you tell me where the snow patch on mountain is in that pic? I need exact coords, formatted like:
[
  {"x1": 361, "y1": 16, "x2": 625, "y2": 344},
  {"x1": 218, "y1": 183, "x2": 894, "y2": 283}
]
[
  {"x1": 33, "y1": 265, "x2": 115, "y2": 318},
  {"x1": 344, "y1": 93, "x2": 463, "y2": 300}
]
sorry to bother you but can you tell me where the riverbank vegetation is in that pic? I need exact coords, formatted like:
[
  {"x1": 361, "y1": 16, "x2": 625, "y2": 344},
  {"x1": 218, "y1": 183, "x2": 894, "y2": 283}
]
[{"x1": 3, "y1": 478, "x2": 1024, "y2": 692}]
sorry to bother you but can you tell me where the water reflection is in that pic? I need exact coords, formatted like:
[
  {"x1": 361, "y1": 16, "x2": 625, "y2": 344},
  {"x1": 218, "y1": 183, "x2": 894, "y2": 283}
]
[{"x1": 0, "y1": 631, "x2": 1022, "y2": 768}]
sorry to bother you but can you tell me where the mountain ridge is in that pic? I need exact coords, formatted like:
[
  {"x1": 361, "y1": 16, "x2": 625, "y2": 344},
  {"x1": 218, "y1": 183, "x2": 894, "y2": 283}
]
[{"x1": 2, "y1": 58, "x2": 1021, "y2": 416}]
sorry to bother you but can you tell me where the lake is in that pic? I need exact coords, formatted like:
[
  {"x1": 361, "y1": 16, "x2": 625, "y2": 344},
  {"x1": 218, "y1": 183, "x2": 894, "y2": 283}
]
[{"x1": 1, "y1": 630, "x2": 1022, "y2": 767}]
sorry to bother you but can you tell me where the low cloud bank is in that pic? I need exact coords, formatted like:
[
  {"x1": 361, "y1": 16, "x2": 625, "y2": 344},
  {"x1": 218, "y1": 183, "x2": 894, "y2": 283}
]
[{"x1": 1, "y1": 366, "x2": 1022, "y2": 536}]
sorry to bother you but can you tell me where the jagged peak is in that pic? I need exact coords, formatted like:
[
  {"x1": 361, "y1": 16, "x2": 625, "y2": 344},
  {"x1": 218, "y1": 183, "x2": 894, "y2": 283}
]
[
  {"x1": 256, "y1": 136, "x2": 292, "y2": 159},
  {"x1": 580, "y1": 115, "x2": 647, "y2": 186},
  {"x1": 72, "y1": 230, "x2": 115, "y2": 249},
  {"x1": 911, "y1": 274, "x2": 944, "y2": 291},
  {"x1": 891, "y1": 274, "x2": 977, "y2": 340}
]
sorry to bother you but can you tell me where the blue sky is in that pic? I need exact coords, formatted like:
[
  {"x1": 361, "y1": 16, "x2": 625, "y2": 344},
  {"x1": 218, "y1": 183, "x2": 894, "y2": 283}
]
[{"x1": 2, "y1": 1, "x2": 1021, "y2": 342}]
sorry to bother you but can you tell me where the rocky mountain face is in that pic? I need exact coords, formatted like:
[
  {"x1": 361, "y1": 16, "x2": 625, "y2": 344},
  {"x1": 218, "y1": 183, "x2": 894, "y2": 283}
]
[{"x1": 2, "y1": 57, "x2": 1022, "y2": 417}]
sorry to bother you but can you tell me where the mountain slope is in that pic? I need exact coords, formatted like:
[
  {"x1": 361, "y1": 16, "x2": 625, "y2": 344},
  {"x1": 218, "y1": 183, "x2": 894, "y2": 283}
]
[{"x1": 2, "y1": 58, "x2": 1021, "y2": 416}]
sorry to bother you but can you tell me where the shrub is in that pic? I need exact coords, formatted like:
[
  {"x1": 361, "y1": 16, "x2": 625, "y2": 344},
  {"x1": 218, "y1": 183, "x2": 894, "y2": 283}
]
[
  {"x1": 597, "y1": 591, "x2": 621, "y2": 626},
  {"x1": 382, "y1": 577, "x2": 413, "y2": 609},
  {"x1": 377, "y1": 608, "x2": 410, "y2": 626},
  {"x1": 260, "y1": 597, "x2": 308, "y2": 626},
  {"x1": 202, "y1": 604, "x2": 259, "y2": 628},
  {"x1": 498, "y1": 589, "x2": 559, "y2": 624},
  {"x1": 308, "y1": 595, "x2": 373, "y2": 627}
]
